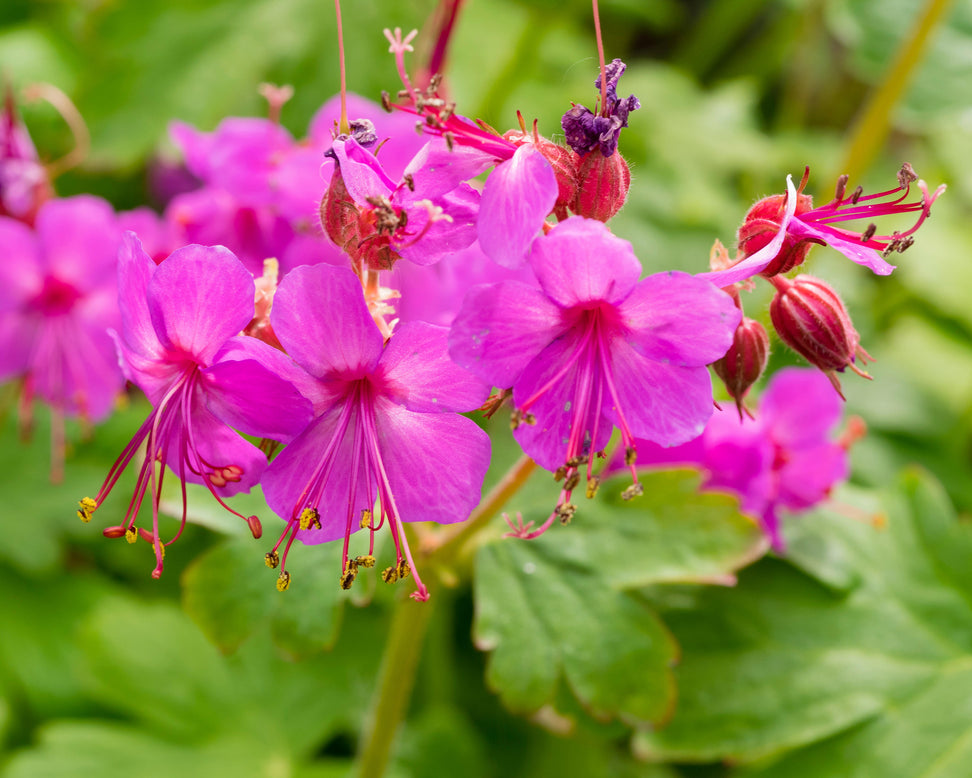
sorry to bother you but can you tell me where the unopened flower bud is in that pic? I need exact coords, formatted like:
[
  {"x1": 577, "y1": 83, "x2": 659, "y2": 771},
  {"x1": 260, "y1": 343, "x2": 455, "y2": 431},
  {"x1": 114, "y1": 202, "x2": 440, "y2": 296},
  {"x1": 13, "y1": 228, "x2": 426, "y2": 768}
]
[
  {"x1": 571, "y1": 150, "x2": 630, "y2": 222},
  {"x1": 713, "y1": 317, "x2": 770, "y2": 417},
  {"x1": 769, "y1": 274, "x2": 873, "y2": 397}
]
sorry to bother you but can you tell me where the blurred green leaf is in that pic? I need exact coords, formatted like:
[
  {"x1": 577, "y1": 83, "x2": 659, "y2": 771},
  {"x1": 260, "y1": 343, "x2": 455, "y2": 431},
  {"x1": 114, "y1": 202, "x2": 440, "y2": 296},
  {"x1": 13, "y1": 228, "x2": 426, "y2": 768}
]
[
  {"x1": 635, "y1": 469, "x2": 972, "y2": 776},
  {"x1": 182, "y1": 533, "x2": 347, "y2": 656}
]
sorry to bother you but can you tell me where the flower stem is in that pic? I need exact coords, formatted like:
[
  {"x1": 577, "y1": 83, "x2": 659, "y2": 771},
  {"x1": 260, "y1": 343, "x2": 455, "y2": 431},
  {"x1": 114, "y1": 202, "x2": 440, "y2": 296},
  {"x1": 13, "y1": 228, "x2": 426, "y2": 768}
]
[
  {"x1": 839, "y1": 0, "x2": 954, "y2": 183},
  {"x1": 354, "y1": 576, "x2": 436, "y2": 778},
  {"x1": 353, "y1": 453, "x2": 537, "y2": 776},
  {"x1": 427, "y1": 453, "x2": 537, "y2": 563}
]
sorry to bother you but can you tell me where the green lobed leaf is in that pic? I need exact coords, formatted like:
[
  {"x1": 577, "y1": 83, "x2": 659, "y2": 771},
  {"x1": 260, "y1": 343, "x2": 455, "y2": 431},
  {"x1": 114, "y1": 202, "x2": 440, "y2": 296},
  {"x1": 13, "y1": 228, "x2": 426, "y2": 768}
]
[
  {"x1": 474, "y1": 535, "x2": 679, "y2": 726},
  {"x1": 635, "y1": 468, "x2": 972, "y2": 776}
]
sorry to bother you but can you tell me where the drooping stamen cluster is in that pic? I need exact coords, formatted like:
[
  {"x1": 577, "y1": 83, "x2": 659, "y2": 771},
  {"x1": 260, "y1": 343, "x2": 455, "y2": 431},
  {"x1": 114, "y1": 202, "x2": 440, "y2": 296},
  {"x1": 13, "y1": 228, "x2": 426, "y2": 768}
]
[
  {"x1": 79, "y1": 237, "x2": 311, "y2": 576},
  {"x1": 733, "y1": 164, "x2": 946, "y2": 279},
  {"x1": 561, "y1": 58, "x2": 640, "y2": 158}
]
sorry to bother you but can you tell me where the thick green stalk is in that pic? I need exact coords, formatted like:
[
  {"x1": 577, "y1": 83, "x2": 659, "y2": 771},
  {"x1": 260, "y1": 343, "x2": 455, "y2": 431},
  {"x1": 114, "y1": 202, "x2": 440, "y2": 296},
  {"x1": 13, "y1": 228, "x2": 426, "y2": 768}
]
[
  {"x1": 353, "y1": 453, "x2": 537, "y2": 776},
  {"x1": 354, "y1": 581, "x2": 435, "y2": 778},
  {"x1": 839, "y1": 0, "x2": 954, "y2": 182}
]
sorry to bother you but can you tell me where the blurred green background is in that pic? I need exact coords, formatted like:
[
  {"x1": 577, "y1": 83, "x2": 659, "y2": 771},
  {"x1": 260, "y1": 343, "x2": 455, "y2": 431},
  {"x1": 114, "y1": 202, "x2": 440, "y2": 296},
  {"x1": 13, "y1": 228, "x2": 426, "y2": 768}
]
[{"x1": 1, "y1": 0, "x2": 971, "y2": 776}]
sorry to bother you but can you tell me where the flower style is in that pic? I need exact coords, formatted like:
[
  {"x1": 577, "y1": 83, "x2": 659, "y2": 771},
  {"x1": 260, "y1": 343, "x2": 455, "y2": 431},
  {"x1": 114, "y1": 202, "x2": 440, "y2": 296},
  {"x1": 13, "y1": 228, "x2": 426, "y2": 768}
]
[
  {"x1": 700, "y1": 165, "x2": 946, "y2": 286},
  {"x1": 79, "y1": 236, "x2": 312, "y2": 577},
  {"x1": 0, "y1": 196, "x2": 124, "y2": 479},
  {"x1": 261, "y1": 263, "x2": 491, "y2": 601},
  {"x1": 449, "y1": 216, "x2": 740, "y2": 537},
  {"x1": 628, "y1": 368, "x2": 853, "y2": 550}
]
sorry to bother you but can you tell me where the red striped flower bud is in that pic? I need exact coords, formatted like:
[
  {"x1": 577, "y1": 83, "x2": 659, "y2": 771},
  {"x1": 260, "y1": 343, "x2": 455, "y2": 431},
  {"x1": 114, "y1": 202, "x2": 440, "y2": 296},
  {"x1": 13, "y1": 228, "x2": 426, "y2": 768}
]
[
  {"x1": 713, "y1": 317, "x2": 770, "y2": 418},
  {"x1": 769, "y1": 274, "x2": 873, "y2": 397},
  {"x1": 572, "y1": 149, "x2": 630, "y2": 222}
]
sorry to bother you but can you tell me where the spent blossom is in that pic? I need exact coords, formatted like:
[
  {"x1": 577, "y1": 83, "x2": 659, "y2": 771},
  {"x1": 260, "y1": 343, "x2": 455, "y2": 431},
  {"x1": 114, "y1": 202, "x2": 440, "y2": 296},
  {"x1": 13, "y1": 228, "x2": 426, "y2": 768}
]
[
  {"x1": 261, "y1": 263, "x2": 490, "y2": 601},
  {"x1": 449, "y1": 216, "x2": 740, "y2": 537},
  {"x1": 79, "y1": 236, "x2": 312, "y2": 577}
]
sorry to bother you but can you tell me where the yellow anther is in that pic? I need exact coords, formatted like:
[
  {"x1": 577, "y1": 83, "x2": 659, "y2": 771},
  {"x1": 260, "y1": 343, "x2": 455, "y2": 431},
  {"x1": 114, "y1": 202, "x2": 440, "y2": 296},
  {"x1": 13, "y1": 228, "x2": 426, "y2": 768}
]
[
  {"x1": 624, "y1": 446, "x2": 637, "y2": 466},
  {"x1": 397, "y1": 559, "x2": 411, "y2": 580},
  {"x1": 381, "y1": 566, "x2": 399, "y2": 584},
  {"x1": 360, "y1": 509, "x2": 373, "y2": 529},
  {"x1": 276, "y1": 571, "x2": 291, "y2": 591},
  {"x1": 265, "y1": 550, "x2": 280, "y2": 569},
  {"x1": 340, "y1": 562, "x2": 357, "y2": 590},
  {"x1": 555, "y1": 503, "x2": 576, "y2": 525},
  {"x1": 299, "y1": 507, "x2": 320, "y2": 531},
  {"x1": 553, "y1": 466, "x2": 567, "y2": 482},
  {"x1": 621, "y1": 482, "x2": 644, "y2": 501},
  {"x1": 355, "y1": 555, "x2": 376, "y2": 568},
  {"x1": 125, "y1": 527, "x2": 138, "y2": 544},
  {"x1": 77, "y1": 497, "x2": 97, "y2": 523},
  {"x1": 586, "y1": 477, "x2": 601, "y2": 499}
]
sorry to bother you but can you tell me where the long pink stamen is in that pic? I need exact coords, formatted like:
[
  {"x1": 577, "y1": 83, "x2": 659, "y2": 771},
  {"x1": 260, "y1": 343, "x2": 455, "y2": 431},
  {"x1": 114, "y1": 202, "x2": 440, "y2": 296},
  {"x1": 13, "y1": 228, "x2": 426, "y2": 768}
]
[
  {"x1": 335, "y1": 0, "x2": 350, "y2": 134},
  {"x1": 592, "y1": 0, "x2": 608, "y2": 116}
]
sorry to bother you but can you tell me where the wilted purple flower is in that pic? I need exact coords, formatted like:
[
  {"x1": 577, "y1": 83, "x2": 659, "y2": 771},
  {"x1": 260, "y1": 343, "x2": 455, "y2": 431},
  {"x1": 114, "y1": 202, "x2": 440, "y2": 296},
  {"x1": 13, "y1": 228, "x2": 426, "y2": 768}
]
[
  {"x1": 449, "y1": 216, "x2": 739, "y2": 537},
  {"x1": 79, "y1": 236, "x2": 312, "y2": 577},
  {"x1": 561, "y1": 58, "x2": 640, "y2": 158},
  {"x1": 0, "y1": 196, "x2": 124, "y2": 478},
  {"x1": 261, "y1": 263, "x2": 490, "y2": 601},
  {"x1": 629, "y1": 367, "x2": 853, "y2": 550}
]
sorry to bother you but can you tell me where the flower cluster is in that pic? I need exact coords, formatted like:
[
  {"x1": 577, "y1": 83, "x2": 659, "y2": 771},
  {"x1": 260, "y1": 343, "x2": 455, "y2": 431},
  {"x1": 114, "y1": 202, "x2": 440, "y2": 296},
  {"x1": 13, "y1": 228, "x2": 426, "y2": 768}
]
[{"x1": 0, "y1": 2, "x2": 944, "y2": 602}]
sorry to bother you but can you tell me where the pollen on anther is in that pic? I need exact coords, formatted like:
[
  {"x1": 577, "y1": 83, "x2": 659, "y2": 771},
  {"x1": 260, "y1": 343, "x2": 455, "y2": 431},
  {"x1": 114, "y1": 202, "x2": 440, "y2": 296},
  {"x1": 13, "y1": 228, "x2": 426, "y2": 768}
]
[
  {"x1": 381, "y1": 566, "x2": 399, "y2": 583},
  {"x1": 77, "y1": 497, "x2": 97, "y2": 523},
  {"x1": 265, "y1": 550, "x2": 280, "y2": 569},
  {"x1": 340, "y1": 562, "x2": 357, "y2": 590},
  {"x1": 299, "y1": 507, "x2": 321, "y2": 531},
  {"x1": 125, "y1": 526, "x2": 138, "y2": 544},
  {"x1": 360, "y1": 509, "x2": 373, "y2": 529},
  {"x1": 586, "y1": 477, "x2": 601, "y2": 499},
  {"x1": 276, "y1": 571, "x2": 291, "y2": 591},
  {"x1": 621, "y1": 482, "x2": 644, "y2": 501},
  {"x1": 355, "y1": 555, "x2": 376, "y2": 568},
  {"x1": 397, "y1": 559, "x2": 411, "y2": 579}
]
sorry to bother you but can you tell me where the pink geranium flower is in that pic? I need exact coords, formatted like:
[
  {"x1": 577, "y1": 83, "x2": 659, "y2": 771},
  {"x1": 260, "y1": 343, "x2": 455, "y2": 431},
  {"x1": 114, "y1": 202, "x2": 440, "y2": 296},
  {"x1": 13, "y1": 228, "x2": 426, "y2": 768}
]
[
  {"x1": 0, "y1": 196, "x2": 124, "y2": 478},
  {"x1": 629, "y1": 367, "x2": 852, "y2": 550},
  {"x1": 261, "y1": 263, "x2": 490, "y2": 601},
  {"x1": 449, "y1": 216, "x2": 739, "y2": 537},
  {"x1": 79, "y1": 236, "x2": 312, "y2": 577}
]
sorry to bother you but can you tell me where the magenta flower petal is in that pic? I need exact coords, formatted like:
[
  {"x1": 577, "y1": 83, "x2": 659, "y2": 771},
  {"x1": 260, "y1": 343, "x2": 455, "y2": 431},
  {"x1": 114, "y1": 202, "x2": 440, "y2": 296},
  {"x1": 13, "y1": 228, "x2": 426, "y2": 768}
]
[
  {"x1": 272, "y1": 264, "x2": 383, "y2": 378},
  {"x1": 696, "y1": 175, "x2": 798, "y2": 287},
  {"x1": 608, "y1": 339, "x2": 716, "y2": 446},
  {"x1": 448, "y1": 281, "x2": 563, "y2": 387},
  {"x1": 786, "y1": 218, "x2": 896, "y2": 275},
  {"x1": 377, "y1": 398, "x2": 491, "y2": 526},
  {"x1": 619, "y1": 271, "x2": 741, "y2": 365},
  {"x1": 0, "y1": 218, "x2": 41, "y2": 307},
  {"x1": 35, "y1": 196, "x2": 121, "y2": 291},
  {"x1": 203, "y1": 356, "x2": 313, "y2": 442},
  {"x1": 395, "y1": 183, "x2": 480, "y2": 267},
  {"x1": 0, "y1": 311, "x2": 33, "y2": 379},
  {"x1": 117, "y1": 232, "x2": 166, "y2": 361},
  {"x1": 478, "y1": 144, "x2": 557, "y2": 268},
  {"x1": 759, "y1": 366, "x2": 843, "y2": 448},
  {"x1": 262, "y1": 410, "x2": 378, "y2": 545},
  {"x1": 378, "y1": 321, "x2": 489, "y2": 413},
  {"x1": 530, "y1": 217, "x2": 641, "y2": 307},
  {"x1": 403, "y1": 141, "x2": 493, "y2": 199},
  {"x1": 147, "y1": 244, "x2": 255, "y2": 365},
  {"x1": 328, "y1": 137, "x2": 396, "y2": 205}
]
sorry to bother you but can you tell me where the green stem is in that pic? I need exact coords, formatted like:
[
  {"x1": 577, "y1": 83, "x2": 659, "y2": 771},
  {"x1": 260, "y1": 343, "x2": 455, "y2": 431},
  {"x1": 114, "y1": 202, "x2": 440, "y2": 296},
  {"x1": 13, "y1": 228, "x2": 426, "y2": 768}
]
[
  {"x1": 839, "y1": 0, "x2": 954, "y2": 182},
  {"x1": 353, "y1": 453, "x2": 537, "y2": 776},
  {"x1": 473, "y1": 10, "x2": 545, "y2": 121},
  {"x1": 355, "y1": 571, "x2": 436, "y2": 778}
]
